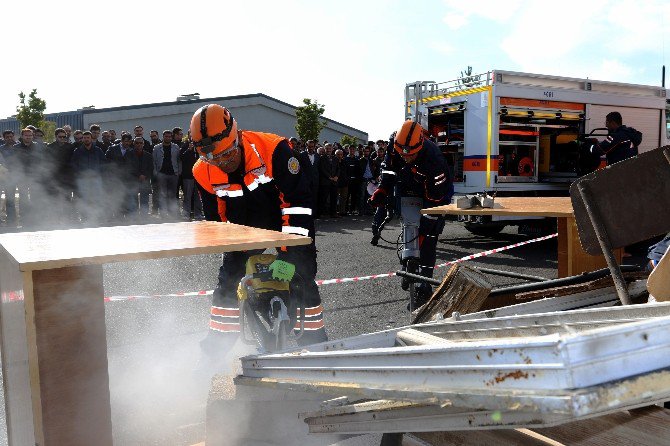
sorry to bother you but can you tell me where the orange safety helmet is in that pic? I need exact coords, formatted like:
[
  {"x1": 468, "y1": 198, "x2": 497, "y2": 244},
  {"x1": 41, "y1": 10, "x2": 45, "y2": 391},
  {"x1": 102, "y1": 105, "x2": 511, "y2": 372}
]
[
  {"x1": 394, "y1": 120, "x2": 424, "y2": 156},
  {"x1": 190, "y1": 104, "x2": 238, "y2": 160}
]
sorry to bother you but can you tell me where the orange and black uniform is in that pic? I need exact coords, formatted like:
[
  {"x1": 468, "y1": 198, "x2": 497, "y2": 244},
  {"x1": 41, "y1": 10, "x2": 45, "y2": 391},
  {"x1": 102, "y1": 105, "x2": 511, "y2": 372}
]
[{"x1": 193, "y1": 131, "x2": 327, "y2": 345}]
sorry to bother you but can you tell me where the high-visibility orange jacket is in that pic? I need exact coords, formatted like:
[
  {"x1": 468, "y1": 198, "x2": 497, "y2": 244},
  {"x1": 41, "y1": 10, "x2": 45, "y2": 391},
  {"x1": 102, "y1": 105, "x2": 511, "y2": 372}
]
[{"x1": 193, "y1": 131, "x2": 314, "y2": 239}]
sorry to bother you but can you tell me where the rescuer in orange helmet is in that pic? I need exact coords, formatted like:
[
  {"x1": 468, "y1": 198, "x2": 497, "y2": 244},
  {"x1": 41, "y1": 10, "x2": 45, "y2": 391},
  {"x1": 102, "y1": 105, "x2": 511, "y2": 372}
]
[
  {"x1": 369, "y1": 120, "x2": 453, "y2": 310},
  {"x1": 190, "y1": 104, "x2": 328, "y2": 353}
]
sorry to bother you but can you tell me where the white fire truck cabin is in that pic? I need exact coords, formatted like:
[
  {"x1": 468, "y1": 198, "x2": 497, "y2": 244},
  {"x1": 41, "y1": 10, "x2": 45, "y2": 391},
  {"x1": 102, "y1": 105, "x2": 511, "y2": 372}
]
[{"x1": 405, "y1": 70, "x2": 669, "y2": 234}]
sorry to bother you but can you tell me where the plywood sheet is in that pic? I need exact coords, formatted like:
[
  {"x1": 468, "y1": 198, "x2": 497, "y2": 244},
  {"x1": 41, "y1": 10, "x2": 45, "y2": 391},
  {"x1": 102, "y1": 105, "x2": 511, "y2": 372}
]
[
  {"x1": 0, "y1": 221, "x2": 310, "y2": 271},
  {"x1": 648, "y1": 247, "x2": 670, "y2": 301},
  {"x1": 570, "y1": 147, "x2": 670, "y2": 254},
  {"x1": 422, "y1": 197, "x2": 573, "y2": 218}
]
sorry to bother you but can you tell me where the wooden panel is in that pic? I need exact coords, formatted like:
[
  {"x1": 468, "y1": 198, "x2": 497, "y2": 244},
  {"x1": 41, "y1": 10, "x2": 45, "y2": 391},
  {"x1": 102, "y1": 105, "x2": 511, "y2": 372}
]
[
  {"x1": 422, "y1": 197, "x2": 574, "y2": 218},
  {"x1": 648, "y1": 248, "x2": 670, "y2": 301},
  {"x1": 0, "y1": 221, "x2": 310, "y2": 271},
  {"x1": 570, "y1": 147, "x2": 670, "y2": 255},
  {"x1": 533, "y1": 406, "x2": 670, "y2": 445},
  {"x1": 564, "y1": 216, "x2": 622, "y2": 277},
  {"x1": 414, "y1": 407, "x2": 670, "y2": 445},
  {"x1": 32, "y1": 265, "x2": 112, "y2": 446},
  {"x1": 0, "y1": 250, "x2": 36, "y2": 446}
]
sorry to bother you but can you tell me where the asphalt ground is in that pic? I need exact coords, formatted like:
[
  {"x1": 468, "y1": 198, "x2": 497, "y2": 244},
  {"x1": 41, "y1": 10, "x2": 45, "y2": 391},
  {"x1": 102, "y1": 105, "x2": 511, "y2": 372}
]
[{"x1": 0, "y1": 214, "x2": 650, "y2": 445}]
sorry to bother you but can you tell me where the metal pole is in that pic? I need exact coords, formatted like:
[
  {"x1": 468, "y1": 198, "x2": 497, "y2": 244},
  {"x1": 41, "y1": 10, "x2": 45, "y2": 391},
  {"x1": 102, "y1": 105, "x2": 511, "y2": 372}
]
[
  {"x1": 473, "y1": 267, "x2": 548, "y2": 282},
  {"x1": 577, "y1": 182, "x2": 631, "y2": 305}
]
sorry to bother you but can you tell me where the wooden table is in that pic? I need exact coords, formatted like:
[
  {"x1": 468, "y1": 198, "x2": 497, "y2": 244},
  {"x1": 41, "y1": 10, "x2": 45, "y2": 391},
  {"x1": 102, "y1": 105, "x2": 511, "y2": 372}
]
[
  {"x1": 0, "y1": 221, "x2": 310, "y2": 446},
  {"x1": 422, "y1": 197, "x2": 622, "y2": 278}
]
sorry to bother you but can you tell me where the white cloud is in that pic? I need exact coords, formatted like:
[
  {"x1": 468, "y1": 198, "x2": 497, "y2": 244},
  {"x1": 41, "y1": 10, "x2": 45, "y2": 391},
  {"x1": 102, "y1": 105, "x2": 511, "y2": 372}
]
[
  {"x1": 430, "y1": 41, "x2": 456, "y2": 56},
  {"x1": 587, "y1": 59, "x2": 637, "y2": 82},
  {"x1": 442, "y1": 0, "x2": 524, "y2": 23},
  {"x1": 443, "y1": 12, "x2": 468, "y2": 30}
]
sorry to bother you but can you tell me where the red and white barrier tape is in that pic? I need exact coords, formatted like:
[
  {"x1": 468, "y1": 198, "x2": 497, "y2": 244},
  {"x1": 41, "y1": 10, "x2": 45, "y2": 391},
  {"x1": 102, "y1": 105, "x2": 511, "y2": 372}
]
[{"x1": 103, "y1": 232, "x2": 557, "y2": 302}]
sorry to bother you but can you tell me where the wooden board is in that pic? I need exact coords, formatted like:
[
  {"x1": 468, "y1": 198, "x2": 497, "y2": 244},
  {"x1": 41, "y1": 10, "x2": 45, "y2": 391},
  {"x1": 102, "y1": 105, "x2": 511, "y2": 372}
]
[
  {"x1": 0, "y1": 221, "x2": 310, "y2": 272},
  {"x1": 412, "y1": 264, "x2": 491, "y2": 324},
  {"x1": 422, "y1": 197, "x2": 574, "y2": 218},
  {"x1": 648, "y1": 247, "x2": 670, "y2": 301},
  {"x1": 414, "y1": 406, "x2": 670, "y2": 445}
]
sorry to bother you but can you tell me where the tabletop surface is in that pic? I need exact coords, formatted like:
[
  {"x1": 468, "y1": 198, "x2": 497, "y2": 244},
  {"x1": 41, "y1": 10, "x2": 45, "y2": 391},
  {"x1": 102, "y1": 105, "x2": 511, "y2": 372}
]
[
  {"x1": 422, "y1": 196, "x2": 574, "y2": 218},
  {"x1": 0, "y1": 221, "x2": 311, "y2": 271}
]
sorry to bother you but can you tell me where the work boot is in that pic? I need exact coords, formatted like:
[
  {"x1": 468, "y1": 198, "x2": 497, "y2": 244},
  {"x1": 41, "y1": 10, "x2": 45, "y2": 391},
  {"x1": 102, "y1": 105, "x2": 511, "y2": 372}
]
[{"x1": 371, "y1": 227, "x2": 380, "y2": 246}]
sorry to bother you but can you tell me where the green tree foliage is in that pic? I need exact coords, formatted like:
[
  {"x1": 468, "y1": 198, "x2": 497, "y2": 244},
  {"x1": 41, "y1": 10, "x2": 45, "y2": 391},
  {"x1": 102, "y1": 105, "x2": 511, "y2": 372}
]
[
  {"x1": 295, "y1": 98, "x2": 327, "y2": 142},
  {"x1": 16, "y1": 89, "x2": 47, "y2": 129},
  {"x1": 40, "y1": 121, "x2": 57, "y2": 144},
  {"x1": 340, "y1": 134, "x2": 359, "y2": 147}
]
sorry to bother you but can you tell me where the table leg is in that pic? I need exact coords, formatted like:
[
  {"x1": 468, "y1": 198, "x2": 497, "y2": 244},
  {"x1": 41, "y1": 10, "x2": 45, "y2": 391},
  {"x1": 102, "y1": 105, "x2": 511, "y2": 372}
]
[
  {"x1": 558, "y1": 217, "x2": 623, "y2": 278},
  {"x1": 0, "y1": 261, "x2": 113, "y2": 446}
]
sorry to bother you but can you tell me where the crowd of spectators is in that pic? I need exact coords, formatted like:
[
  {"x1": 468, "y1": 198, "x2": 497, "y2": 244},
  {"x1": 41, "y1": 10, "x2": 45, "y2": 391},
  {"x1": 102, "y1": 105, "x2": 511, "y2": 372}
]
[{"x1": 0, "y1": 124, "x2": 389, "y2": 232}]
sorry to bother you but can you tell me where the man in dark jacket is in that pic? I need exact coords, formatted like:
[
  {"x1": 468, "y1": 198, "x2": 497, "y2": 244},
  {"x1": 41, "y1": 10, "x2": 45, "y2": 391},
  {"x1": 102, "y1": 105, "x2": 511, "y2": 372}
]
[
  {"x1": 593, "y1": 111, "x2": 642, "y2": 165},
  {"x1": 344, "y1": 144, "x2": 361, "y2": 215},
  {"x1": 180, "y1": 139, "x2": 204, "y2": 220},
  {"x1": 71, "y1": 131, "x2": 106, "y2": 225},
  {"x1": 10, "y1": 128, "x2": 40, "y2": 227},
  {"x1": 303, "y1": 140, "x2": 320, "y2": 217},
  {"x1": 335, "y1": 148, "x2": 349, "y2": 215},
  {"x1": 45, "y1": 128, "x2": 75, "y2": 226},
  {"x1": 127, "y1": 136, "x2": 154, "y2": 218},
  {"x1": 105, "y1": 134, "x2": 134, "y2": 221},
  {"x1": 318, "y1": 143, "x2": 339, "y2": 218}
]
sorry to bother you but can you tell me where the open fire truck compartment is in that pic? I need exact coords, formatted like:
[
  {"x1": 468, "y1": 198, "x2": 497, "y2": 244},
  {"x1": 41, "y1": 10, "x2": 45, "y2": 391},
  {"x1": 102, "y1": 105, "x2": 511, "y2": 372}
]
[{"x1": 405, "y1": 70, "x2": 669, "y2": 196}]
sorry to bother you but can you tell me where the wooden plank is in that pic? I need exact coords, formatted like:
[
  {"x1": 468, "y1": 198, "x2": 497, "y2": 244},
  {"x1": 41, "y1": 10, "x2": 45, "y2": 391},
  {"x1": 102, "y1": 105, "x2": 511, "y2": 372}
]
[
  {"x1": 0, "y1": 251, "x2": 36, "y2": 445},
  {"x1": 533, "y1": 406, "x2": 670, "y2": 445},
  {"x1": 564, "y1": 216, "x2": 622, "y2": 277},
  {"x1": 412, "y1": 264, "x2": 491, "y2": 324},
  {"x1": 32, "y1": 265, "x2": 112, "y2": 446},
  {"x1": 648, "y1": 248, "x2": 670, "y2": 301},
  {"x1": 413, "y1": 407, "x2": 670, "y2": 445},
  {"x1": 422, "y1": 197, "x2": 574, "y2": 218},
  {"x1": 0, "y1": 221, "x2": 310, "y2": 272}
]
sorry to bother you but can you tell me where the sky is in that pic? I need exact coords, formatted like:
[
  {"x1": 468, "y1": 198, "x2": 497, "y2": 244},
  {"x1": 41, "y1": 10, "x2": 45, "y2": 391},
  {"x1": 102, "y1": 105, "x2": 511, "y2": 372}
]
[{"x1": 3, "y1": 0, "x2": 670, "y2": 140}]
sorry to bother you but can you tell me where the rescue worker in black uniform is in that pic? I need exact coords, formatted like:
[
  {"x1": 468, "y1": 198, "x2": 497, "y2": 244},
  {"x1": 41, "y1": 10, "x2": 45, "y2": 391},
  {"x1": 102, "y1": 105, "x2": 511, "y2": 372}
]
[
  {"x1": 190, "y1": 104, "x2": 328, "y2": 353},
  {"x1": 369, "y1": 120, "x2": 453, "y2": 308},
  {"x1": 592, "y1": 111, "x2": 642, "y2": 165}
]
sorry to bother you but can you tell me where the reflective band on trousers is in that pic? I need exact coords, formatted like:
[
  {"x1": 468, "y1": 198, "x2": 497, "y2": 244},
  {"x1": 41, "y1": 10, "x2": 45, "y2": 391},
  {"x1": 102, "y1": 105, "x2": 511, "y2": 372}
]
[
  {"x1": 209, "y1": 320, "x2": 241, "y2": 333},
  {"x1": 282, "y1": 226, "x2": 310, "y2": 236},
  {"x1": 282, "y1": 207, "x2": 313, "y2": 216},
  {"x1": 382, "y1": 170, "x2": 396, "y2": 175},
  {"x1": 294, "y1": 304, "x2": 324, "y2": 330}
]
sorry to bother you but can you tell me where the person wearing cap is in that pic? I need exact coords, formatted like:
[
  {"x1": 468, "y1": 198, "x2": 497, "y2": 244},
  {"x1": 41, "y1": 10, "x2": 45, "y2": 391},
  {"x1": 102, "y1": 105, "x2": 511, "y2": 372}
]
[
  {"x1": 369, "y1": 120, "x2": 453, "y2": 309},
  {"x1": 189, "y1": 104, "x2": 328, "y2": 353}
]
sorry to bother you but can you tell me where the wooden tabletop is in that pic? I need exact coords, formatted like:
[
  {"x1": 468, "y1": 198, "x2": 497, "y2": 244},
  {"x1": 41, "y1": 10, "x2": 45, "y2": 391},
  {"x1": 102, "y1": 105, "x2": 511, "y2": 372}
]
[
  {"x1": 0, "y1": 221, "x2": 311, "y2": 271},
  {"x1": 422, "y1": 197, "x2": 574, "y2": 218}
]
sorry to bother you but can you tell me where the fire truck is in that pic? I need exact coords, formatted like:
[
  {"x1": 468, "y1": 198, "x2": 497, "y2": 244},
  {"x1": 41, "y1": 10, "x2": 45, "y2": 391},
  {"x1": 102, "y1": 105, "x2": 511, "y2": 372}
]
[{"x1": 405, "y1": 70, "x2": 669, "y2": 235}]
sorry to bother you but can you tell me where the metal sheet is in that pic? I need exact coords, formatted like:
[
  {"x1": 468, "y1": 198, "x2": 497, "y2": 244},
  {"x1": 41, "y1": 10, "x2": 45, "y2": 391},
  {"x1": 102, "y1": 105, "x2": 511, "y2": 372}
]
[
  {"x1": 570, "y1": 146, "x2": 670, "y2": 254},
  {"x1": 241, "y1": 315, "x2": 670, "y2": 392},
  {"x1": 237, "y1": 367, "x2": 670, "y2": 418},
  {"x1": 275, "y1": 302, "x2": 670, "y2": 354}
]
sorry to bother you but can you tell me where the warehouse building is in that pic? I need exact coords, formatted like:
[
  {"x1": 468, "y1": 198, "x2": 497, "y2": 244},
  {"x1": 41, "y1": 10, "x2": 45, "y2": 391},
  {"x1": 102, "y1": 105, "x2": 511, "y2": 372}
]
[{"x1": 0, "y1": 93, "x2": 368, "y2": 143}]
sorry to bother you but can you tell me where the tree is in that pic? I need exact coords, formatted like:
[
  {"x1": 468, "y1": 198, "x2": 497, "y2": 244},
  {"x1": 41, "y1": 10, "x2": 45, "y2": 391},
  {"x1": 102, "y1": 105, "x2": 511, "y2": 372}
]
[
  {"x1": 16, "y1": 89, "x2": 47, "y2": 129},
  {"x1": 457, "y1": 66, "x2": 483, "y2": 90},
  {"x1": 40, "y1": 121, "x2": 57, "y2": 144},
  {"x1": 295, "y1": 98, "x2": 327, "y2": 142},
  {"x1": 340, "y1": 134, "x2": 359, "y2": 147}
]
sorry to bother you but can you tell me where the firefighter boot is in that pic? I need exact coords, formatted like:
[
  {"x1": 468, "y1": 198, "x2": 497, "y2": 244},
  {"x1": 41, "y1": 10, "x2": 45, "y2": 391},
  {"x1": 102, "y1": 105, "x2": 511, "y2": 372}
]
[{"x1": 370, "y1": 226, "x2": 380, "y2": 246}]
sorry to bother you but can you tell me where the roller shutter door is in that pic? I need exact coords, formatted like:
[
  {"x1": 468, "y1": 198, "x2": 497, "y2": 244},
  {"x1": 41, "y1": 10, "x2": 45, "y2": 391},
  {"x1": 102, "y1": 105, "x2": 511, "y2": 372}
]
[{"x1": 586, "y1": 105, "x2": 661, "y2": 153}]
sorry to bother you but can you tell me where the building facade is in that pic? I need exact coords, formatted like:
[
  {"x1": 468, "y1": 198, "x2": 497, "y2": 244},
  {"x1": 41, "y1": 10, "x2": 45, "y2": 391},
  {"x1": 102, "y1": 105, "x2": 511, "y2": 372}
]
[{"x1": 0, "y1": 93, "x2": 367, "y2": 143}]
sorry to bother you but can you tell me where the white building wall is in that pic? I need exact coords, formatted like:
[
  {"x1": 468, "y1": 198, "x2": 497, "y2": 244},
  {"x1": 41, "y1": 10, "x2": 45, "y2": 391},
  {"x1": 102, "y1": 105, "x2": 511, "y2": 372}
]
[{"x1": 82, "y1": 95, "x2": 367, "y2": 144}]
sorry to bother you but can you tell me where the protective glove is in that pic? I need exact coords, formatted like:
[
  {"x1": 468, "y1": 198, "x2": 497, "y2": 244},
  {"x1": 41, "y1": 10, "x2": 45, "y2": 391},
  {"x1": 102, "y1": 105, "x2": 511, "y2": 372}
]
[
  {"x1": 269, "y1": 259, "x2": 296, "y2": 282},
  {"x1": 368, "y1": 187, "x2": 388, "y2": 207}
]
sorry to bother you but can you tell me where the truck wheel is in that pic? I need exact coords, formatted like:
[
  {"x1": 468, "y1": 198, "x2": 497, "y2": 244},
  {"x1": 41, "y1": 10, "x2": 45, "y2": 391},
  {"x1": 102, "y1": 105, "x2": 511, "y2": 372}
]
[{"x1": 464, "y1": 224, "x2": 505, "y2": 237}]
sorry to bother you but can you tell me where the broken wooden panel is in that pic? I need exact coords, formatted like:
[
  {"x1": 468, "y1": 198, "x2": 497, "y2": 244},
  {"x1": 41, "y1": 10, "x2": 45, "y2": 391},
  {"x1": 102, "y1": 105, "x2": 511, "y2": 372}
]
[
  {"x1": 570, "y1": 146, "x2": 670, "y2": 254},
  {"x1": 412, "y1": 264, "x2": 491, "y2": 324}
]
